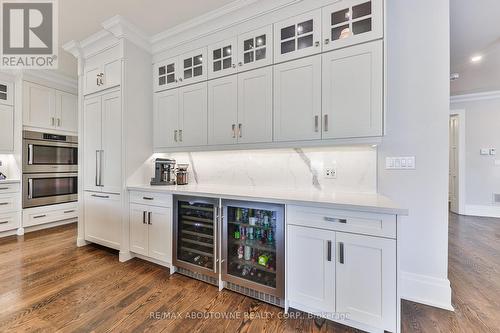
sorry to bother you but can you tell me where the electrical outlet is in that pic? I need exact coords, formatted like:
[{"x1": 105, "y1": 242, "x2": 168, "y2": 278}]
[{"x1": 324, "y1": 166, "x2": 337, "y2": 179}]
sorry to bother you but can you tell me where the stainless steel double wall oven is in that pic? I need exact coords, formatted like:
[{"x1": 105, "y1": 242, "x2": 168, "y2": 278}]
[{"x1": 22, "y1": 131, "x2": 78, "y2": 208}]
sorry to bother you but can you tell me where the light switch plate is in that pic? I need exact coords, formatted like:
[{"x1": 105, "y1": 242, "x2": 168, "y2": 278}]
[
  {"x1": 324, "y1": 165, "x2": 337, "y2": 179},
  {"x1": 480, "y1": 149, "x2": 490, "y2": 155},
  {"x1": 386, "y1": 157, "x2": 416, "y2": 170}
]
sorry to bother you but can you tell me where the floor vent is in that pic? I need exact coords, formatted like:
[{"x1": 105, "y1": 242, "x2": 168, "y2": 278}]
[
  {"x1": 176, "y1": 267, "x2": 218, "y2": 286},
  {"x1": 225, "y1": 281, "x2": 284, "y2": 307},
  {"x1": 494, "y1": 193, "x2": 500, "y2": 204}
]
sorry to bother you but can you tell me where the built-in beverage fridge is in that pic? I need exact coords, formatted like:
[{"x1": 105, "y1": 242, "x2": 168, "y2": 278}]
[
  {"x1": 173, "y1": 196, "x2": 220, "y2": 280},
  {"x1": 222, "y1": 200, "x2": 285, "y2": 300}
]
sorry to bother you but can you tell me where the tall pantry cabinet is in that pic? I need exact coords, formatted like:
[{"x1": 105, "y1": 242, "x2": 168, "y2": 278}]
[{"x1": 76, "y1": 34, "x2": 152, "y2": 257}]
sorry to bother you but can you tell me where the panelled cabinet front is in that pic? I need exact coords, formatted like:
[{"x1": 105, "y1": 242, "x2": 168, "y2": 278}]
[
  {"x1": 0, "y1": 105, "x2": 14, "y2": 152},
  {"x1": 84, "y1": 192, "x2": 121, "y2": 250}
]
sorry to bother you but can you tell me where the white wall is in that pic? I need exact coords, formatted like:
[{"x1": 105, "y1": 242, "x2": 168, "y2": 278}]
[
  {"x1": 378, "y1": 0, "x2": 452, "y2": 309},
  {"x1": 148, "y1": 146, "x2": 377, "y2": 193},
  {"x1": 451, "y1": 96, "x2": 500, "y2": 217}
]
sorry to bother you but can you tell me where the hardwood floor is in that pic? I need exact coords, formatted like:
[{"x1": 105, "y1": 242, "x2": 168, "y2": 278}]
[{"x1": 0, "y1": 213, "x2": 498, "y2": 332}]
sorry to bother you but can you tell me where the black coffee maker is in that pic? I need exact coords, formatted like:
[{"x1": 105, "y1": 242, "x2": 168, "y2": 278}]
[{"x1": 150, "y1": 158, "x2": 176, "y2": 185}]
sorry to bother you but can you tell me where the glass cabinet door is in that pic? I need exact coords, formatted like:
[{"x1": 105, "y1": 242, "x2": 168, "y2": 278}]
[
  {"x1": 208, "y1": 38, "x2": 237, "y2": 79},
  {"x1": 180, "y1": 47, "x2": 208, "y2": 85},
  {"x1": 273, "y1": 9, "x2": 322, "y2": 64},
  {"x1": 237, "y1": 25, "x2": 273, "y2": 72},
  {"x1": 154, "y1": 57, "x2": 179, "y2": 92},
  {"x1": 0, "y1": 81, "x2": 13, "y2": 106},
  {"x1": 322, "y1": 0, "x2": 383, "y2": 51},
  {"x1": 175, "y1": 199, "x2": 216, "y2": 272},
  {"x1": 223, "y1": 201, "x2": 284, "y2": 297}
]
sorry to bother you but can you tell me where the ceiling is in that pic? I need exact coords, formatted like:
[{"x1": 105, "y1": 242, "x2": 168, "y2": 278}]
[
  {"x1": 450, "y1": 0, "x2": 500, "y2": 95},
  {"x1": 58, "y1": 0, "x2": 237, "y2": 79}
]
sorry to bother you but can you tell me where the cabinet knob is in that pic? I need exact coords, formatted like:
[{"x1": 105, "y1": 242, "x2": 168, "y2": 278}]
[
  {"x1": 232, "y1": 64, "x2": 236, "y2": 68},
  {"x1": 178, "y1": 78, "x2": 183, "y2": 82},
  {"x1": 324, "y1": 39, "x2": 330, "y2": 45},
  {"x1": 315, "y1": 41, "x2": 320, "y2": 47},
  {"x1": 238, "y1": 62, "x2": 243, "y2": 67}
]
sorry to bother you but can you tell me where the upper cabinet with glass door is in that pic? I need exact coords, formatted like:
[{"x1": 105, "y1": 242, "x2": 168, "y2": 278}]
[
  {"x1": 179, "y1": 47, "x2": 208, "y2": 86},
  {"x1": 0, "y1": 81, "x2": 13, "y2": 106},
  {"x1": 208, "y1": 38, "x2": 237, "y2": 79},
  {"x1": 322, "y1": 0, "x2": 383, "y2": 51},
  {"x1": 237, "y1": 25, "x2": 273, "y2": 72},
  {"x1": 154, "y1": 57, "x2": 180, "y2": 92},
  {"x1": 273, "y1": 9, "x2": 322, "y2": 64}
]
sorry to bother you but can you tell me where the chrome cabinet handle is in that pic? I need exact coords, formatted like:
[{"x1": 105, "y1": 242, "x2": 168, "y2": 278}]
[
  {"x1": 28, "y1": 144, "x2": 34, "y2": 165},
  {"x1": 0, "y1": 188, "x2": 8, "y2": 190},
  {"x1": 314, "y1": 115, "x2": 319, "y2": 132},
  {"x1": 0, "y1": 202, "x2": 9, "y2": 206},
  {"x1": 324, "y1": 217, "x2": 347, "y2": 224},
  {"x1": 232, "y1": 124, "x2": 236, "y2": 138},
  {"x1": 148, "y1": 212, "x2": 152, "y2": 225},
  {"x1": 51, "y1": 117, "x2": 55, "y2": 126},
  {"x1": 214, "y1": 210, "x2": 218, "y2": 274},
  {"x1": 315, "y1": 41, "x2": 320, "y2": 47},
  {"x1": 99, "y1": 150, "x2": 104, "y2": 187},
  {"x1": 143, "y1": 197, "x2": 154, "y2": 201},
  {"x1": 64, "y1": 210, "x2": 75, "y2": 214},
  {"x1": 33, "y1": 214, "x2": 46, "y2": 219},
  {"x1": 339, "y1": 242, "x2": 345, "y2": 264},
  {"x1": 91, "y1": 194, "x2": 109, "y2": 199},
  {"x1": 143, "y1": 211, "x2": 146, "y2": 224},
  {"x1": 238, "y1": 124, "x2": 242, "y2": 138},
  {"x1": 179, "y1": 130, "x2": 183, "y2": 142},
  {"x1": 174, "y1": 130, "x2": 178, "y2": 142},
  {"x1": 28, "y1": 179, "x2": 33, "y2": 199},
  {"x1": 327, "y1": 240, "x2": 332, "y2": 261},
  {"x1": 324, "y1": 39, "x2": 330, "y2": 45},
  {"x1": 95, "y1": 150, "x2": 100, "y2": 186},
  {"x1": 324, "y1": 114, "x2": 329, "y2": 132},
  {"x1": 57, "y1": 118, "x2": 61, "y2": 127}
]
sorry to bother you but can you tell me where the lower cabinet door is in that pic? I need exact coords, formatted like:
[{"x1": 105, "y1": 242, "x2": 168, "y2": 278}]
[
  {"x1": 147, "y1": 206, "x2": 172, "y2": 263},
  {"x1": 287, "y1": 225, "x2": 335, "y2": 314},
  {"x1": 129, "y1": 204, "x2": 149, "y2": 256},
  {"x1": 336, "y1": 232, "x2": 396, "y2": 332},
  {"x1": 84, "y1": 191, "x2": 121, "y2": 250}
]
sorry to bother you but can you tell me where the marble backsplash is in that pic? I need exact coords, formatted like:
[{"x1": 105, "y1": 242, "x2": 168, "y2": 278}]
[{"x1": 149, "y1": 146, "x2": 377, "y2": 193}]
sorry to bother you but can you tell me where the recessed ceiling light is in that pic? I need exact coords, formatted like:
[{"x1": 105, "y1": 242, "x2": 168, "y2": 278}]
[{"x1": 471, "y1": 55, "x2": 483, "y2": 63}]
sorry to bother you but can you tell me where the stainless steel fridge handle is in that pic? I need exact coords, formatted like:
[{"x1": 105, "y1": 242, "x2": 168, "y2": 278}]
[
  {"x1": 99, "y1": 150, "x2": 104, "y2": 187},
  {"x1": 28, "y1": 179, "x2": 33, "y2": 199},
  {"x1": 148, "y1": 212, "x2": 152, "y2": 225},
  {"x1": 95, "y1": 150, "x2": 100, "y2": 186},
  {"x1": 214, "y1": 209, "x2": 218, "y2": 274},
  {"x1": 327, "y1": 240, "x2": 332, "y2": 261},
  {"x1": 339, "y1": 242, "x2": 345, "y2": 264},
  {"x1": 28, "y1": 144, "x2": 34, "y2": 165},
  {"x1": 143, "y1": 211, "x2": 146, "y2": 224}
]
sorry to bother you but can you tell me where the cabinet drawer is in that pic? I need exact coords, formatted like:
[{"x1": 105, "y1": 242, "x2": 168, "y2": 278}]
[
  {"x1": 0, "y1": 212, "x2": 19, "y2": 232},
  {"x1": 23, "y1": 204, "x2": 78, "y2": 227},
  {"x1": 0, "y1": 193, "x2": 20, "y2": 213},
  {"x1": 286, "y1": 205, "x2": 396, "y2": 239},
  {"x1": 0, "y1": 183, "x2": 19, "y2": 194},
  {"x1": 129, "y1": 191, "x2": 172, "y2": 207}
]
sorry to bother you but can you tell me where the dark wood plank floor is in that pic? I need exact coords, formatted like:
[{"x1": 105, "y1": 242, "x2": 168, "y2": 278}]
[{"x1": 0, "y1": 213, "x2": 498, "y2": 332}]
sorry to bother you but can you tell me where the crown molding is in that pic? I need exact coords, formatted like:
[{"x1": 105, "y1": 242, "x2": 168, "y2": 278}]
[
  {"x1": 151, "y1": 0, "x2": 303, "y2": 54},
  {"x1": 450, "y1": 90, "x2": 500, "y2": 104},
  {"x1": 21, "y1": 69, "x2": 78, "y2": 92},
  {"x1": 62, "y1": 40, "x2": 83, "y2": 58},
  {"x1": 102, "y1": 15, "x2": 151, "y2": 53}
]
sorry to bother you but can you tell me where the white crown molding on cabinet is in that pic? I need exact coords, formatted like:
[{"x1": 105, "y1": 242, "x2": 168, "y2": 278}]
[
  {"x1": 102, "y1": 15, "x2": 151, "y2": 53},
  {"x1": 150, "y1": 0, "x2": 304, "y2": 55},
  {"x1": 450, "y1": 90, "x2": 500, "y2": 104},
  {"x1": 22, "y1": 69, "x2": 78, "y2": 93}
]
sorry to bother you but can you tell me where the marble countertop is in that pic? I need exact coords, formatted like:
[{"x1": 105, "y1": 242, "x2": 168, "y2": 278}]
[
  {"x1": 0, "y1": 179, "x2": 20, "y2": 184},
  {"x1": 127, "y1": 184, "x2": 408, "y2": 215}
]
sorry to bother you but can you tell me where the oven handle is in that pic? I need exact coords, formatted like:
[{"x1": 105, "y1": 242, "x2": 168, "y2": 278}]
[
  {"x1": 28, "y1": 144, "x2": 34, "y2": 165},
  {"x1": 28, "y1": 179, "x2": 33, "y2": 199}
]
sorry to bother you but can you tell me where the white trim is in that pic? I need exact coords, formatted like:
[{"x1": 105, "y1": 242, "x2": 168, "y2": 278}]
[
  {"x1": 400, "y1": 271, "x2": 453, "y2": 311},
  {"x1": 102, "y1": 15, "x2": 151, "y2": 53},
  {"x1": 465, "y1": 204, "x2": 500, "y2": 218},
  {"x1": 21, "y1": 69, "x2": 77, "y2": 93},
  {"x1": 450, "y1": 90, "x2": 500, "y2": 104},
  {"x1": 449, "y1": 109, "x2": 466, "y2": 215}
]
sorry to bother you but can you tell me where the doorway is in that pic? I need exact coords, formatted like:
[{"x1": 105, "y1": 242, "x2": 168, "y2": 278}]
[{"x1": 449, "y1": 110, "x2": 466, "y2": 214}]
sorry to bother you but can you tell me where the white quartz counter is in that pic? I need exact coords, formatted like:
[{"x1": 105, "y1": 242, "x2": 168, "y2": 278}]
[{"x1": 127, "y1": 184, "x2": 408, "y2": 215}]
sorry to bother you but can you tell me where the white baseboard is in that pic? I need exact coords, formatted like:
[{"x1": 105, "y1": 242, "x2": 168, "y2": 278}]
[
  {"x1": 465, "y1": 204, "x2": 500, "y2": 218},
  {"x1": 24, "y1": 219, "x2": 77, "y2": 233},
  {"x1": 400, "y1": 271, "x2": 453, "y2": 311}
]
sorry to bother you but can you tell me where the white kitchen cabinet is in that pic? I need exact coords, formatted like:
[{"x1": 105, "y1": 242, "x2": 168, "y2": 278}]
[
  {"x1": 55, "y1": 90, "x2": 78, "y2": 133},
  {"x1": 274, "y1": 9, "x2": 322, "y2": 64},
  {"x1": 336, "y1": 232, "x2": 396, "y2": 332},
  {"x1": 322, "y1": 40, "x2": 383, "y2": 139},
  {"x1": 287, "y1": 225, "x2": 335, "y2": 314},
  {"x1": 129, "y1": 204, "x2": 149, "y2": 256},
  {"x1": 154, "y1": 57, "x2": 180, "y2": 92},
  {"x1": 83, "y1": 89, "x2": 122, "y2": 194},
  {"x1": 154, "y1": 89, "x2": 179, "y2": 149},
  {"x1": 84, "y1": 192, "x2": 122, "y2": 250},
  {"x1": 129, "y1": 197, "x2": 172, "y2": 263},
  {"x1": 23, "y1": 81, "x2": 55, "y2": 129},
  {"x1": 178, "y1": 82, "x2": 208, "y2": 147},
  {"x1": 23, "y1": 81, "x2": 77, "y2": 133},
  {"x1": 237, "y1": 67, "x2": 273, "y2": 144},
  {"x1": 0, "y1": 81, "x2": 13, "y2": 106},
  {"x1": 179, "y1": 48, "x2": 207, "y2": 86},
  {"x1": 208, "y1": 75, "x2": 238, "y2": 145},
  {"x1": 274, "y1": 55, "x2": 322, "y2": 142},
  {"x1": 0, "y1": 105, "x2": 14, "y2": 153},
  {"x1": 322, "y1": 0, "x2": 383, "y2": 52},
  {"x1": 237, "y1": 25, "x2": 273, "y2": 72},
  {"x1": 83, "y1": 46, "x2": 122, "y2": 95},
  {"x1": 208, "y1": 38, "x2": 238, "y2": 79}
]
